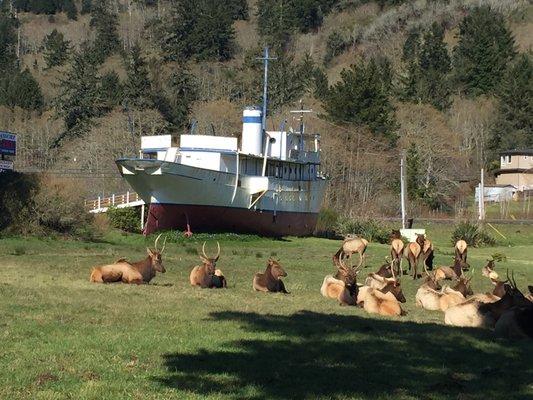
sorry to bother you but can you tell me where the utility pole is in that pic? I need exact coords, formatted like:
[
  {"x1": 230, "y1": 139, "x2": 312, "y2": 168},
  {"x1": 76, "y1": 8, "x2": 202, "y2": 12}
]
[
  {"x1": 256, "y1": 47, "x2": 277, "y2": 146},
  {"x1": 478, "y1": 168, "x2": 485, "y2": 222},
  {"x1": 400, "y1": 150, "x2": 407, "y2": 229}
]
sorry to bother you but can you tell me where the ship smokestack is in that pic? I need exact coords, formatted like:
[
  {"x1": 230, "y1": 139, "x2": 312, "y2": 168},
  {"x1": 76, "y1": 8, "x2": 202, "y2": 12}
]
[{"x1": 241, "y1": 107, "x2": 262, "y2": 156}]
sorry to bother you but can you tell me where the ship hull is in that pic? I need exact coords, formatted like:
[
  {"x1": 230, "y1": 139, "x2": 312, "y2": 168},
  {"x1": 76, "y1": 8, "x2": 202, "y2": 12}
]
[
  {"x1": 145, "y1": 203, "x2": 318, "y2": 236},
  {"x1": 116, "y1": 158, "x2": 326, "y2": 237}
]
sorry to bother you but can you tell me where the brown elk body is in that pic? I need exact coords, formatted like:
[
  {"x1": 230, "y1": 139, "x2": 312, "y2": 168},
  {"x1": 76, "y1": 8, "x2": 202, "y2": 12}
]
[
  {"x1": 405, "y1": 236, "x2": 422, "y2": 279},
  {"x1": 445, "y1": 273, "x2": 530, "y2": 328},
  {"x1": 454, "y1": 239, "x2": 468, "y2": 263},
  {"x1": 415, "y1": 275, "x2": 442, "y2": 311},
  {"x1": 323, "y1": 256, "x2": 361, "y2": 305},
  {"x1": 253, "y1": 258, "x2": 289, "y2": 293},
  {"x1": 390, "y1": 238, "x2": 404, "y2": 275},
  {"x1": 190, "y1": 242, "x2": 226, "y2": 288},
  {"x1": 358, "y1": 281, "x2": 406, "y2": 317},
  {"x1": 90, "y1": 235, "x2": 166, "y2": 284},
  {"x1": 333, "y1": 236, "x2": 368, "y2": 269},
  {"x1": 494, "y1": 305, "x2": 533, "y2": 339},
  {"x1": 434, "y1": 266, "x2": 458, "y2": 281}
]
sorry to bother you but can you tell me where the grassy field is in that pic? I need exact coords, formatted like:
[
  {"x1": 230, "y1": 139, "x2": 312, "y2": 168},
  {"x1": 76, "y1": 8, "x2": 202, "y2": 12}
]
[{"x1": 0, "y1": 223, "x2": 532, "y2": 400}]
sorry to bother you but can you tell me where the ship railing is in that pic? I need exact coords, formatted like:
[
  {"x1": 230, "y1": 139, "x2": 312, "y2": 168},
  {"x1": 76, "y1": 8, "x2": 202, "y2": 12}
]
[{"x1": 84, "y1": 191, "x2": 145, "y2": 213}]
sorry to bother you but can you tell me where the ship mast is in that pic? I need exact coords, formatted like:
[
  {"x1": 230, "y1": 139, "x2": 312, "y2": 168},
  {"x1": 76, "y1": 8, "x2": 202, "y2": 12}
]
[{"x1": 256, "y1": 47, "x2": 276, "y2": 145}]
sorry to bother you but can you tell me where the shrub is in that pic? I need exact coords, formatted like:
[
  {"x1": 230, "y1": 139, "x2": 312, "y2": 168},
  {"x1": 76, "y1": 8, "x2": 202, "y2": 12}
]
[
  {"x1": 314, "y1": 208, "x2": 339, "y2": 238},
  {"x1": 335, "y1": 217, "x2": 390, "y2": 244},
  {"x1": 451, "y1": 221, "x2": 496, "y2": 247},
  {"x1": 107, "y1": 206, "x2": 141, "y2": 233}
]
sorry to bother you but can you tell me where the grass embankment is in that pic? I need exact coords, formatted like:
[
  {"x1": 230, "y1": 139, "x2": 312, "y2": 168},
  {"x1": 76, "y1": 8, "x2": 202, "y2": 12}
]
[{"x1": 0, "y1": 224, "x2": 532, "y2": 399}]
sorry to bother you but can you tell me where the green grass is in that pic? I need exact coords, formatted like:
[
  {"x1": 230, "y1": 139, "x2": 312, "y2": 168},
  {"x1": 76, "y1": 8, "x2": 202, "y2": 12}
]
[{"x1": 0, "y1": 225, "x2": 532, "y2": 400}]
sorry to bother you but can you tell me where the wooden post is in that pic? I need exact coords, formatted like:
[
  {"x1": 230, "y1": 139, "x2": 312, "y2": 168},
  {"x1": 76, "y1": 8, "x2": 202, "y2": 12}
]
[
  {"x1": 478, "y1": 168, "x2": 485, "y2": 222},
  {"x1": 112, "y1": 194, "x2": 115, "y2": 206},
  {"x1": 126, "y1": 191, "x2": 130, "y2": 204},
  {"x1": 97, "y1": 196, "x2": 101, "y2": 210},
  {"x1": 400, "y1": 150, "x2": 407, "y2": 229},
  {"x1": 140, "y1": 204, "x2": 145, "y2": 231}
]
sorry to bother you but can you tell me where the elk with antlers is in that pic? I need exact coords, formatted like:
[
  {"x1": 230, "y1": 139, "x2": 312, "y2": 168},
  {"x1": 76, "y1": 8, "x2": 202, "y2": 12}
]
[
  {"x1": 90, "y1": 234, "x2": 167, "y2": 284},
  {"x1": 253, "y1": 258, "x2": 289, "y2": 293},
  {"x1": 333, "y1": 236, "x2": 368, "y2": 270},
  {"x1": 321, "y1": 254, "x2": 361, "y2": 306},
  {"x1": 357, "y1": 260, "x2": 406, "y2": 317},
  {"x1": 444, "y1": 271, "x2": 531, "y2": 328},
  {"x1": 189, "y1": 242, "x2": 226, "y2": 288}
]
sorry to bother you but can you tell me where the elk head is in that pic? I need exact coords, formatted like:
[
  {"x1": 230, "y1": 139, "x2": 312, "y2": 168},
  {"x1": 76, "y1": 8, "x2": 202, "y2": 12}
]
[
  {"x1": 381, "y1": 280, "x2": 406, "y2": 303},
  {"x1": 415, "y1": 233, "x2": 425, "y2": 247},
  {"x1": 390, "y1": 229, "x2": 401, "y2": 240},
  {"x1": 335, "y1": 254, "x2": 359, "y2": 287},
  {"x1": 423, "y1": 258, "x2": 440, "y2": 290},
  {"x1": 148, "y1": 233, "x2": 167, "y2": 273},
  {"x1": 267, "y1": 258, "x2": 287, "y2": 279},
  {"x1": 375, "y1": 257, "x2": 394, "y2": 278},
  {"x1": 200, "y1": 241, "x2": 221, "y2": 275},
  {"x1": 502, "y1": 270, "x2": 530, "y2": 307},
  {"x1": 454, "y1": 270, "x2": 474, "y2": 297},
  {"x1": 482, "y1": 259, "x2": 499, "y2": 280}
]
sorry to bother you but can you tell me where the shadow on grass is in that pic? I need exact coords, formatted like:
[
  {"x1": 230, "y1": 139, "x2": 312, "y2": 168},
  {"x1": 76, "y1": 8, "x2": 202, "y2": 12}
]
[{"x1": 155, "y1": 311, "x2": 533, "y2": 400}]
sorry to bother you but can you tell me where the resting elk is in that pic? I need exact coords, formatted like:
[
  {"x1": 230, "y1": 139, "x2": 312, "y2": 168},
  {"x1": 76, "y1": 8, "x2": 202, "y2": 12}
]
[
  {"x1": 495, "y1": 301, "x2": 533, "y2": 339},
  {"x1": 321, "y1": 255, "x2": 359, "y2": 306},
  {"x1": 333, "y1": 236, "x2": 368, "y2": 269},
  {"x1": 357, "y1": 264, "x2": 406, "y2": 317},
  {"x1": 90, "y1": 234, "x2": 167, "y2": 284},
  {"x1": 454, "y1": 239, "x2": 468, "y2": 263},
  {"x1": 434, "y1": 257, "x2": 469, "y2": 281},
  {"x1": 189, "y1": 242, "x2": 226, "y2": 288},
  {"x1": 253, "y1": 258, "x2": 289, "y2": 293},
  {"x1": 444, "y1": 271, "x2": 531, "y2": 328}
]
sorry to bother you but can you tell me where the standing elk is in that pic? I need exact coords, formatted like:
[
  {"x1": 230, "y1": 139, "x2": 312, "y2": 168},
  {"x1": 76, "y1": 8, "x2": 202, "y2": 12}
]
[
  {"x1": 90, "y1": 234, "x2": 167, "y2": 284},
  {"x1": 454, "y1": 239, "x2": 468, "y2": 263},
  {"x1": 405, "y1": 234, "x2": 423, "y2": 279},
  {"x1": 421, "y1": 236, "x2": 434, "y2": 271},
  {"x1": 189, "y1": 242, "x2": 226, "y2": 288},
  {"x1": 390, "y1": 230, "x2": 404, "y2": 276},
  {"x1": 333, "y1": 236, "x2": 368, "y2": 270},
  {"x1": 253, "y1": 258, "x2": 289, "y2": 293},
  {"x1": 321, "y1": 255, "x2": 360, "y2": 306},
  {"x1": 444, "y1": 271, "x2": 531, "y2": 328}
]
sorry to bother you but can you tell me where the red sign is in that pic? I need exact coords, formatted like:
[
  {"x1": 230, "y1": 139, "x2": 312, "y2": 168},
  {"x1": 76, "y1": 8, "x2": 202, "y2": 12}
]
[{"x1": 0, "y1": 132, "x2": 16, "y2": 155}]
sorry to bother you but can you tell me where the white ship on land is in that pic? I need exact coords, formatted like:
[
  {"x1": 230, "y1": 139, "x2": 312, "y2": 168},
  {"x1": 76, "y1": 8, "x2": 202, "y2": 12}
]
[{"x1": 116, "y1": 49, "x2": 327, "y2": 236}]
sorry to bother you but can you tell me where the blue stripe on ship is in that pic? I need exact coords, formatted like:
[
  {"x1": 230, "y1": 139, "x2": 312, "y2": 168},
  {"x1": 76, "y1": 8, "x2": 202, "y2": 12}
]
[{"x1": 242, "y1": 116, "x2": 262, "y2": 123}]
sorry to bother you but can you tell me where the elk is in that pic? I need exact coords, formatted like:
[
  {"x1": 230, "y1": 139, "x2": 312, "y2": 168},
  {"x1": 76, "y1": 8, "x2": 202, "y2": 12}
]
[
  {"x1": 421, "y1": 236, "x2": 434, "y2": 271},
  {"x1": 333, "y1": 236, "x2": 368, "y2": 270},
  {"x1": 253, "y1": 258, "x2": 289, "y2": 293},
  {"x1": 357, "y1": 263, "x2": 406, "y2": 316},
  {"x1": 454, "y1": 239, "x2": 468, "y2": 263},
  {"x1": 415, "y1": 267, "x2": 443, "y2": 311},
  {"x1": 390, "y1": 232, "x2": 404, "y2": 276},
  {"x1": 321, "y1": 255, "x2": 359, "y2": 306},
  {"x1": 494, "y1": 303, "x2": 533, "y2": 339},
  {"x1": 90, "y1": 234, "x2": 167, "y2": 284},
  {"x1": 444, "y1": 271, "x2": 531, "y2": 328},
  {"x1": 437, "y1": 274, "x2": 474, "y2": 311},
  {"x1": 189, "y1": 242, "x2": 226, "y2": 288},
  {"x1": 405, "y1": 234, "x2": 423, "y2": 279}
]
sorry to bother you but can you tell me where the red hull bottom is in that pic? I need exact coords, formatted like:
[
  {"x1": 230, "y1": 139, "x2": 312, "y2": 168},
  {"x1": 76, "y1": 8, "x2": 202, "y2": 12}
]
[{"x1": 144, "y1": 204, "x2": 318, "y2": 237}]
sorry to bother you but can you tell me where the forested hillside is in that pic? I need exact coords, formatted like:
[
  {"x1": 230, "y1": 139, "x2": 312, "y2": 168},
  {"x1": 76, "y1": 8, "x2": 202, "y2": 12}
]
[{"x1": 0, "y1": 0, "x2": 531, "y2": 218}]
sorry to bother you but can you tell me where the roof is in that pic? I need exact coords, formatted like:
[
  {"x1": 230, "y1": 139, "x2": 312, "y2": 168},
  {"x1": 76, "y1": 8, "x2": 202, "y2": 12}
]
[
  {"x1": 494, "y1": 168, "x2": 533, "y2": 176},
  {"x1": 500, "y1": 149, "x2": 533, "y2": 156}
]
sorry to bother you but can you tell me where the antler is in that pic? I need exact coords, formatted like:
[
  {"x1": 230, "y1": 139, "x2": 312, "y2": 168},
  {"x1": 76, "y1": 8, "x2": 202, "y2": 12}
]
[
  {"x1": 154, "y1": 233, "x2": 163, "y2": 252},
  {"x1": 215, "y1": 241, "x2": 221, "y2": 259},
  {"x1": 202, "y1": 241, "x2": 208, "y2": 258}
]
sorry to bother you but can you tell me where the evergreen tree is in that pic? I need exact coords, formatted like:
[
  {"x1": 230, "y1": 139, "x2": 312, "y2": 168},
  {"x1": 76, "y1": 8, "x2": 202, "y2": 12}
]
[
  {"x1": 64, "y1": 0, "x2": 78, "y2": 20},
  {"x1": 43, "y1": 29, "x2": 70, "y2": 69},
  {"x1": 406, "y1": 143, "x2": 422, "y2": 200},
  {"x1": 81, "y1": 0, "x2": 92, "y2": 14},
  {"x1": 155, "y1": 66, "x2": 198, "y2": 129},
  {"x1": 100, "y1": 71, "x2": 122, "y2": 109},
  {"x1": 453, "y1": 6, "x2": 516, "y2": 96},
  {"x1": 159, "y1": 0, "x2": 235, "y2": 62},
  {"x1": 0, "y1": 69, "x2": 44, "y2": 111},
  {"x1": 490, "y1": 54, "x2": 533, "y2": 152},
  {"x1": 0, "y1": 11, "x2": 17, "y2": 73},
  {"x1": 256, "y1": 0, "x2": 294, "y2": 50},
  {"x1": 313, "y1": 67, "x2": 329, "y2": 100},
  {"x1": 54, "y1": 46, "x2": 103, "y2": 138},
  {"x1": 90, "y1": 0, "x2": 120, "y2": 63},
  {"x1": 324, "y1": 59, "x2": 397, "y2": 143},
  {"x1": 123, "y1": 45, "x2": 152, "y2": 109},
  {"x1": 400, "y1": 22, "x2": 451, "y2": 110}
]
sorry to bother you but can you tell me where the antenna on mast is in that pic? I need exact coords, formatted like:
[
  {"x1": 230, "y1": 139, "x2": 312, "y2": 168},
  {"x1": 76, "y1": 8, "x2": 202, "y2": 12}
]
[
  {"x1": 290, "y1": 100, "x2": 313, "y2": 154},
  {"x1": 256, "y1": 47, "x2": 277, "y2": 134}
]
